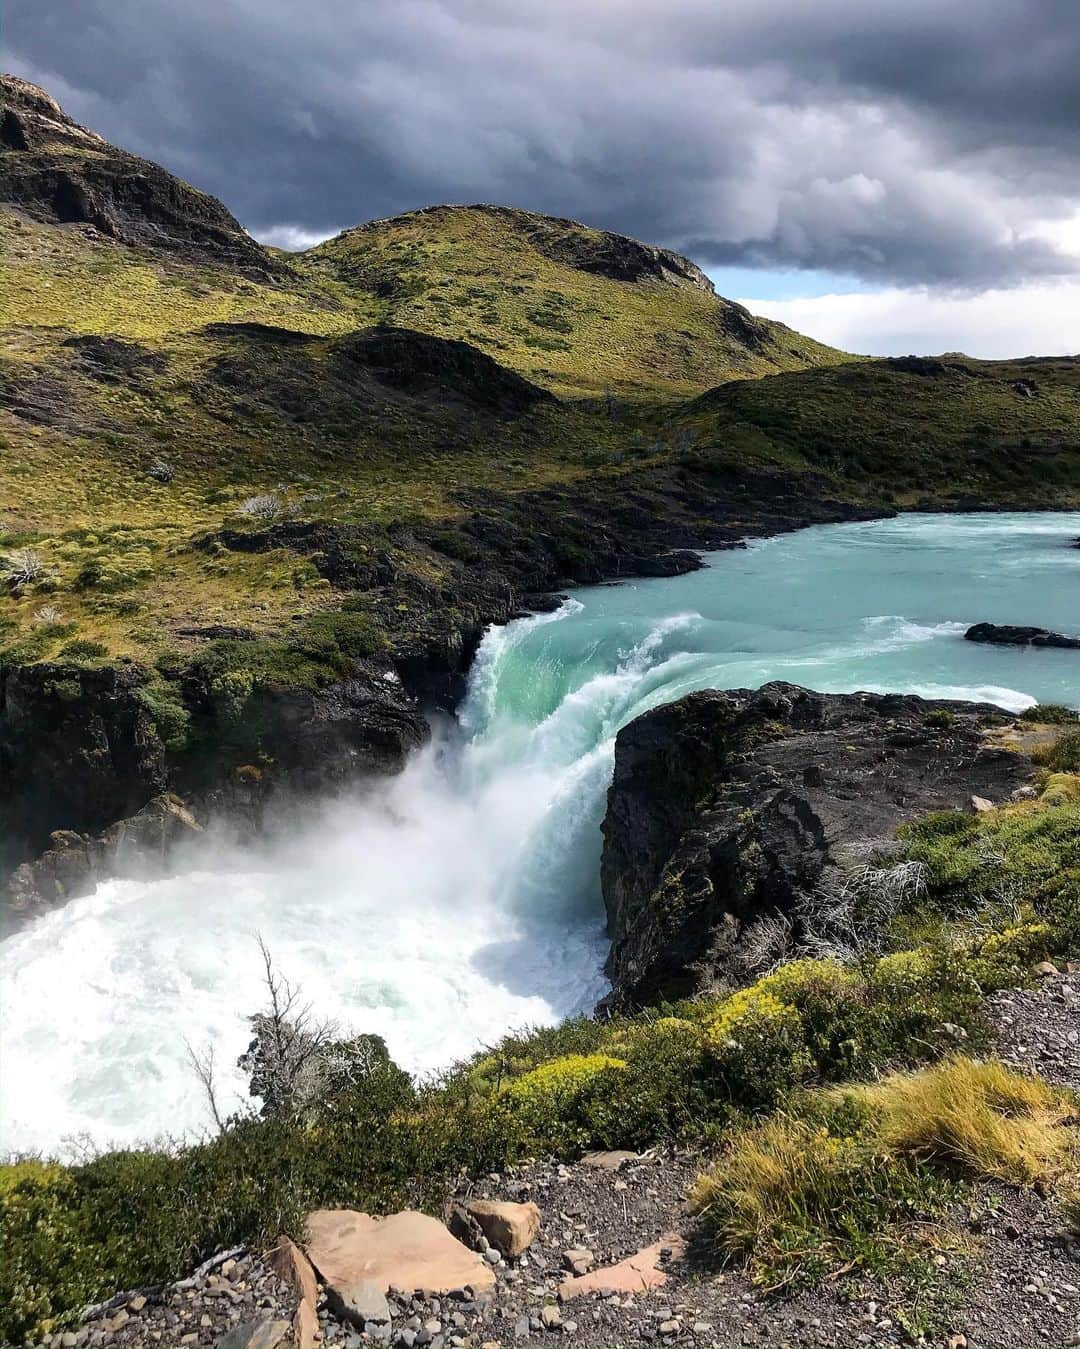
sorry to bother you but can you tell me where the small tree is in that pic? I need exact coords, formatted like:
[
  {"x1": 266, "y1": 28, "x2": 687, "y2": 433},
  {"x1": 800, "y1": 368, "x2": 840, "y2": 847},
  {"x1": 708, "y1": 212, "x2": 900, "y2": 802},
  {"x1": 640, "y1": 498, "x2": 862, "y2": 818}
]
[
  {"x1": 189, "y1": 937, "x2": 412, "y2": 1131},
  {"x1": 237, "y1": 938, "x2": 410, "y2": 1121}
]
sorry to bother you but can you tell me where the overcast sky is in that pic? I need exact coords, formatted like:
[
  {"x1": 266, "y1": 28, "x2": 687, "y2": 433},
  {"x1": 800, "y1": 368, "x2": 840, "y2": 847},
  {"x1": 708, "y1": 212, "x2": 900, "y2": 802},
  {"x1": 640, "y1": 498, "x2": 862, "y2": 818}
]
[{"x1": 7, "y1": 0, "x2": 1079, "y2": 356}]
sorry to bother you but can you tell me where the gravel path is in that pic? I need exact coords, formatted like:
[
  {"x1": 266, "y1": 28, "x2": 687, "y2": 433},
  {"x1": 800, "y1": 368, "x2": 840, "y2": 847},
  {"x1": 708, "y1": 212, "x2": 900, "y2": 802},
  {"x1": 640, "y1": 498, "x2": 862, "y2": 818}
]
[
  {"x1": 34, "y1": 969, "x2": 1080, "y2": 1349},
  {"x1": 989, "y1": 967, "x2": 1080, "y2": 1092}
]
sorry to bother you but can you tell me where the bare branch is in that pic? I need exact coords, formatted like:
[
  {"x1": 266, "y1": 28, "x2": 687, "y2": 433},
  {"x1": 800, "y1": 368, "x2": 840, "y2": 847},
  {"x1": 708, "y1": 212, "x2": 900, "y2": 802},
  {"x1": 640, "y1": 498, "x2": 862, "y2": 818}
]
[{"x1": 185, "y1": 1038, "x2": 227, "y2": 1135}]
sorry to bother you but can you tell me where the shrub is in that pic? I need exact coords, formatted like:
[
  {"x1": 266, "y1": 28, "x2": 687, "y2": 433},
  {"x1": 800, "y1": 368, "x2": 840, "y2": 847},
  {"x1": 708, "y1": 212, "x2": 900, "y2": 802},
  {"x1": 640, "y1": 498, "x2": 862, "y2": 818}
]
[
  {"x1": 689, "y1": 1057, "x2": 1075, "y2": 1293},
  {"x1": 924, "y1": 708, "x2": 955, "y2": 729},
  {"x1": 688, "y1": 1111, "x2": 955, "y2": 1291},
  {"x1": 1, "y1": 545, "x2": 45, "y2": 590},
  {"x1": 755, "y1": 960, "x2": 867, "y2": 1074},
  {"x1": 135, "y1": 681, "x2": 191, "y2": 752},
  {"x1": 74, "y1": 548, "x2": 155, "y2": 592},
  {"x1": 240, "y1": 493, "x2": 282, "y2": 519},
  {"x1": 901, "y1": 790, "x2": 1080, "y2": 957},
  {"x1": 1020, "y1": 704, "x2": 1079, "y2": 724},
  {"x1": 59, "y1": 639, "x2": 108, "y2": 662},
  {"x1": 502, "y1": 1054, "x2": 628, "y2": 1151},
  {"x1": 705, "y1": 988, "x2": 813, "y2": 1104},
  {"x1": 859, "y1": 1056, "x2": 1075, "y2": 1185},
  {"x1": 210, "y1": 667, "x2": 255, "y2": 729},
  {"x1": 1037, "y1": 731, "x2": 1080, "y2": 774}
]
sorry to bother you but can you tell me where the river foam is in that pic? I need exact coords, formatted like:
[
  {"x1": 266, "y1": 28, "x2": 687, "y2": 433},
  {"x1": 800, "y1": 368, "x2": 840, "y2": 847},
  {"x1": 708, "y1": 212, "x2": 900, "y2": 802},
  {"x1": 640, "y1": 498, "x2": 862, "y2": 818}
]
[{"x1": 2, "y1": 512, "x2": 1077, "y2": 1155}]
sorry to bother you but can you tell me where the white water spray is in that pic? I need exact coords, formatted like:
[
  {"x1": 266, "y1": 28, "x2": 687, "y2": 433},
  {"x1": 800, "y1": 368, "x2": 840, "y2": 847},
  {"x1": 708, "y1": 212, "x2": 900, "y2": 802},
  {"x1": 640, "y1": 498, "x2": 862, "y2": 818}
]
[{"x1": 2, "y1": 512, "x2": 1077, "y2": 1155}]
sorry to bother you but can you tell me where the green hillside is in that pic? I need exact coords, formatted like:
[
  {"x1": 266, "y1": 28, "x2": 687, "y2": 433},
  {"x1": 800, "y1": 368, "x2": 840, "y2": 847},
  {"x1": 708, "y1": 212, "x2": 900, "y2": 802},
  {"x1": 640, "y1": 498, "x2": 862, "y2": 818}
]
[
  {"x1": 301, "y1": 204, "x2": 851, "y2": 399},
  {"x1": 2, "y1": 71, "x2": 1079, "y2": 680}
]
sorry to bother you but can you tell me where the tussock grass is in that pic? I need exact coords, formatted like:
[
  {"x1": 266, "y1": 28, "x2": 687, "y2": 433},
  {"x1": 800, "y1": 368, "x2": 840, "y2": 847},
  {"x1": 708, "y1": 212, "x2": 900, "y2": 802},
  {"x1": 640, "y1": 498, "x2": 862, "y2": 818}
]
[
  {"x1": 690, "y1": 1057, "x2": 1078, "y2": 1293},
  {"x1": 861, "y1": 1056, "x2": 1075, "y2": 1185}
]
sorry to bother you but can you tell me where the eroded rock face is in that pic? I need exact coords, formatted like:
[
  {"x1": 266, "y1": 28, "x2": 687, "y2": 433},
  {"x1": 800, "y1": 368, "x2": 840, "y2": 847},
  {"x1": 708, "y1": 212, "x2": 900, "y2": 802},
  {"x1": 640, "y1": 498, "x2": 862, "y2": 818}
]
[
  {"x1": 4, "y1": 794, "x2": 202, "y2": 923},
  {"x1": 0, "y1": 660, "x2": 428, "y2": 921},
  {"x1": 0, "y1": 74, "x2": 276, "y2": 274},
  {"x1": 0, "y1": 662, "x2": 168, "y2": 883},
  {"x1": 600, "y1": 682, "x2": 1032, "y2": 1007}
]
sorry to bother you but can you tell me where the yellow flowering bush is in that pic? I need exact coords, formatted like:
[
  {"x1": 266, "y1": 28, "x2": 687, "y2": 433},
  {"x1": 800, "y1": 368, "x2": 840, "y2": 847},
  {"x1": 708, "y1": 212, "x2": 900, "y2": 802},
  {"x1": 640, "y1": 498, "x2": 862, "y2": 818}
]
[{"x1": 705, "y1": 987, "x2": 813, "y2": 1102}]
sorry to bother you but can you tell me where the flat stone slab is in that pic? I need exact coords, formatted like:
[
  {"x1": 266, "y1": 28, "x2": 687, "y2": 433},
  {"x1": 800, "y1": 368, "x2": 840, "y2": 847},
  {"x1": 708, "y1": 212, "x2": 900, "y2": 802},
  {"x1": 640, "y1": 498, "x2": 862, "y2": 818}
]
[
  {"x1": 581, "y1": 1150, "x2": 639, "y2": 1170},
  {"x1": 305, "y1": 1208, "x2": 496, "y2": 1297},
  {"x1": 216, "y1": 1318, "x2": 291, "y2": 1349},
  {"x1": 558, "y1": 1234, "x2": 686, "y2": 1302}
]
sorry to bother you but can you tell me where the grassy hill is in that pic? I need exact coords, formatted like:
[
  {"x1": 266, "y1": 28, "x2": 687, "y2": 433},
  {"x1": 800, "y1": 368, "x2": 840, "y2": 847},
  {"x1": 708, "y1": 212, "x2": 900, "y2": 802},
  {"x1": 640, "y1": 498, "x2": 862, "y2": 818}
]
[
  {"x1": 300, "y1": 204, "x2": 850, "y2": 400},
  {"x1": 1, "y1": 69, "x2": 1079, "y2": 749}
]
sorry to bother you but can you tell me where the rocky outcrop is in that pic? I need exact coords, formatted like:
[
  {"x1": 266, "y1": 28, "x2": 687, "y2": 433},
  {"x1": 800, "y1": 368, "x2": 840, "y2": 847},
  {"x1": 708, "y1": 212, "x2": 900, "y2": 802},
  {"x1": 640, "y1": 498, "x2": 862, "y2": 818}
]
[
  {"x1": 202, "y1": 322, "x2": 553, "y2": 425},
  {"x1": 600, "y1": 682, "x2": 1033, "y2": 1007},
  {"x1": 0, "y1": 659, "x2": 428, "y2": 922},
  {"x1": 0, "y1": 74, "x2": 276, "y2": 274},
  {"x1": 965, "y1": 622, "x2": 1080, "y2": 649},
  {"x1": 0, "y1": 661, "x2": 168, "y2": 884},
  {"x1": 4, "y1": 794, "x2": 202, "y2": 925}
]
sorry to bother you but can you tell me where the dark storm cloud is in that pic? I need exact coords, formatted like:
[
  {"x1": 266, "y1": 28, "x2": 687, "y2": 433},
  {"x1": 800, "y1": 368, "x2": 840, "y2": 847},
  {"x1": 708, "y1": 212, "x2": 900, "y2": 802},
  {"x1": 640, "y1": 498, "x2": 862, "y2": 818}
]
[{"x1": 5, "y1": 0, "x2": 1079, "y2": 285}]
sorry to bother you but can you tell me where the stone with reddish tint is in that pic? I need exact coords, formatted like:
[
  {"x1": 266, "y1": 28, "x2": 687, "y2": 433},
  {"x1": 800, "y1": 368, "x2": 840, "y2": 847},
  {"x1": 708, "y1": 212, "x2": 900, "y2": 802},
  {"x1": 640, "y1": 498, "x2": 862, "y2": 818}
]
[
  {"x1": 304, "y1": 1208, "x2": 496, "y2": 1298},
  {"x1": 465, "y1": 1199, "x2": 542, "y2": 1256},
  {"x1": 268, "y1": 1234, "x2": 318, "y2": 1308},
  {"x1": 558, "y1": 1234, "x2": 687, "y2": 1302}
]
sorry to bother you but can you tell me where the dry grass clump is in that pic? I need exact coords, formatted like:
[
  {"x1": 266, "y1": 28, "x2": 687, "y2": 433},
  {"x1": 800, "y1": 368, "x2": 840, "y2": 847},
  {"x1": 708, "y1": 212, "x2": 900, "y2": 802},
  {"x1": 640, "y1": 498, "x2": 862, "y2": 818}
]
[
  {"x1": 690, "y1": 1057, "x2": 1078, "y2": 1291},
  {"x1": 864, "y1": 1056, "x2": 1075, "y2": 1185}
]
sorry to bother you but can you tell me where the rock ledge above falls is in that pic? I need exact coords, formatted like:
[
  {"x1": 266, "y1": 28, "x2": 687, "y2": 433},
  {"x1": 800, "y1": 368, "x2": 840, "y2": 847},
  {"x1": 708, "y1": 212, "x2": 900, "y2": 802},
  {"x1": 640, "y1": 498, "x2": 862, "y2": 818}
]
[{"x1": 600, "y1": 681, "x2": 1035, "y2": 1007}]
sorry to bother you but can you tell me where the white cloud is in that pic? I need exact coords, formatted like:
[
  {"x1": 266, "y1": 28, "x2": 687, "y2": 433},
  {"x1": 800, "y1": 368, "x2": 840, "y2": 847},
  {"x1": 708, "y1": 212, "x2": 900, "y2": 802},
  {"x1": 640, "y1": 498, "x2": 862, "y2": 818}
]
[
  {"x1": 7, "y1": 0, "x2": 1080, "y2": 288},
  {"x1": 741, "y1": 281, "x2": 1080, "y2": 358},
  {"x1": 256, "y1": 224, "x2": 339, "y2": 252}
]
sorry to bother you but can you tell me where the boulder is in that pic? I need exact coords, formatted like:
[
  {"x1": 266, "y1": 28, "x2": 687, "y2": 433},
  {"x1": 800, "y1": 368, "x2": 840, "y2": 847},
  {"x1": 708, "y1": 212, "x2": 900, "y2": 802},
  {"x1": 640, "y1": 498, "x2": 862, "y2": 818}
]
[
  {"x1": 216, "y1": 1319, "x2": 291, "y2": 1349},
  {"x1": 965, "y1": 622, "x2": 1080, "y2": 649},
  {"x1": 581, "y1": 1150, "x2": 638, "y2": 1170},
  {"x1": 303, "y1": 1209, "x2": 496, "y2": 1299},
  {"x1": 462, "y1": 1199, "x2": 541, "y2": 1257},
  {"x1": 326, "y1": 1277, "x2": 390, "y2": 1328}
]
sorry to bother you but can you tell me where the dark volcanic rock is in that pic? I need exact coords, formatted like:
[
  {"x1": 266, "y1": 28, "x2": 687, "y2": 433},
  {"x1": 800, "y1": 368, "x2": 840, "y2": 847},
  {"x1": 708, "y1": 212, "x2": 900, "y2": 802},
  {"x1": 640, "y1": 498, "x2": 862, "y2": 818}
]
[
  {"x1": 965, "y1": 621, "x2": 1080, "y2": 649},
  {"x1": 0, "y1": 658, "x2": 428, "y2": 921},
  {"x1": 0, "y1": 662, "x2": 168, "y2": 885},
  {"x1": 521, "y1": 212, "x2": 715, "y2": 291},
  {"x1": 336, "y1": 326, "x2": 554, "y2": 412},
  {"x1": 205, "y1": 521, "x2": 397, "y2": 591},
  {"x1": 600, "y1": 682, "x2": 1031, "y2": 1007},
  {"x1": 61, "y1": 334, "x2": 168, "y2": 383},
  {"x1": 200, "y1": 323, "x2": 552, "y2": 433},
  {"x1": 0, "y1": 74, "x2": 277, "y2": 275},
  {"x1": 4, "y1": 794, "x2": 203, "y2": 924}
]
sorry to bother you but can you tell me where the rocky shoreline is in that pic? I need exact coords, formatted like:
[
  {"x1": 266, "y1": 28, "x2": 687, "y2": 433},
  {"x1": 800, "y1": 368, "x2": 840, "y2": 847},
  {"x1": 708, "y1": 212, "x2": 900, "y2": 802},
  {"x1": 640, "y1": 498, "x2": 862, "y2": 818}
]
[{"x1": 600, "y1": 683, "x2": 1034, "y2": 1008}]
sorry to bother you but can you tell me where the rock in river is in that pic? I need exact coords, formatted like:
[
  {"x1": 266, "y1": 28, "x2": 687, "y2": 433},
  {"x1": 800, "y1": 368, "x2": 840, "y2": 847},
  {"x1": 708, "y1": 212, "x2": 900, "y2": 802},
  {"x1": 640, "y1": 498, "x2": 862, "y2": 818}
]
[{"x1": 965, "y1": 622, "x2": 1080, "y2": 649}]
